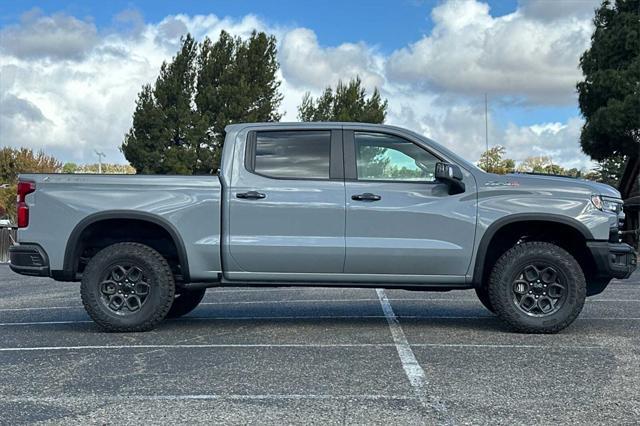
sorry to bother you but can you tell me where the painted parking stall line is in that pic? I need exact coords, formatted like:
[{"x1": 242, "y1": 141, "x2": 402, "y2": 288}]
[
  {"x1": 376, "y1": 289, "x2": 450, "y2": 423},
  {"x1": 0, "y1": 342, "x2": 608, "y2": 352},
  {"x1": 0, "y1": 343, "x2": 398, "y2": 352},
  {"x1": 4, "y1": 296, "x2": 640, "y2": 313},
  {"x1": 4, "y1": 314, "x2": 640, "y2": 328},
  {"x1": 2, "y1": 394, "x2": 416, "y2": 403}
]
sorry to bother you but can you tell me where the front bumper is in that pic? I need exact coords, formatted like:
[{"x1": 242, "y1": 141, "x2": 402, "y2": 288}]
[
  {"x1": 9, "y1": 244, "x2": 50, "y2": 277},
  {"x1": 587, "y1": 241, "x2": 637, "y2": 280}
]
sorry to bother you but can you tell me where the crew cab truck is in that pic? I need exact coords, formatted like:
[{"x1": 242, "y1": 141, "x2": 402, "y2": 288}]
[{"x1": 10, "y1": 123, "x2": 637, "y2": 333}]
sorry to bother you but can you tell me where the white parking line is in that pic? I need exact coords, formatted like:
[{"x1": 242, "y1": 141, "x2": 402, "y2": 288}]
[
  {"x1": 0, "y1": 341, "x2": 606, "y2": 353},
  {"x1": 0, "y1": 306, "x2": 80, "y2": 312},
  {"x1": 0, "y1": 320, "x2": 93, "y2": 326},
  {"x1": 0, "y1": 343, "x2": 396, "y2": 352},
  {"x1": 206, "y1": 287, "x2": 361, "y2": 294},
  {"x1": 201, "y1": 298, "x2": 640, "y2": 304},
  {"x1": 2, "y1": 394, "x2": 414, "y2": 402},
  {"x1": 376, "y1": 288, "x2": 449, "y2": 421},
  {"x1": 2, "y1": 314, "x2": 640, "y2": 328},
  {"x1": 0, "y1": 316, "x2": 389, "y2": 327},
  {"x1": 3, "y1": 297, "x2": 640, "y2": 313},
  {"x1": 410, "y1": 343, "x2": 603, "y2": 350}
]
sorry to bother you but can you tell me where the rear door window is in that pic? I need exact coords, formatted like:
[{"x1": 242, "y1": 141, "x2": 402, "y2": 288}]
[{"x1": 253, "y1": 131, "x2": 331, "y2": 179}]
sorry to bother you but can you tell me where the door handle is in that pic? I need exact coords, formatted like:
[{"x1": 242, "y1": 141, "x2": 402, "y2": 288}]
[
  {"x1": 351, "y1": 193, "x2": 381, "y2": 201},
  {"x1": 236, "y1": 191, "x2": 266, "y2": 200}
]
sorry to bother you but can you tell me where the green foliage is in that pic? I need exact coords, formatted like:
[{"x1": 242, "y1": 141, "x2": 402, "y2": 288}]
[
  {"x1": 0, "y1": 189, "x2": 12, "y2": 221},
  {"x1": 565, "y1": 168, "x2": 582, "y2": 178},
  {"x1": 298, "y1": 77, "x2": 388, "y2": 123},
  {"x1": 517, "y1": 156, "x2": 552, "y2": 173},
  {"x1": 0, "y1": 148, "x2": 62, "y2": 183},
  {"x1": 62, "y1": 162, "x2": 78, "y2": 173},
  {"x1": 474, "y1": 147, "x2": 615, "y2": 183},
  {"x1": 0, "y1": 147, "x2": 62, "y2": 222},
  {"x1": 577, "y1": 0, "x2": 640, "y2": 167},
  {"x1": 122, "y1": 31, "x2": 283, "y2": 174},
  {"x1": 596, "y1": 155, "x2": 628, "y2": 186},
  {"x1": 477, "y1": 146, "x2": 516, "y2": 174},
  {"x1": 75, "y1": 163, "x2": 136, "y2": 174}
]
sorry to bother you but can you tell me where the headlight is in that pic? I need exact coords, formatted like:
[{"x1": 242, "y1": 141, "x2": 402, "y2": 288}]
[{"x1": 591, "y1": 195, "x2": 622, "y2": 213}]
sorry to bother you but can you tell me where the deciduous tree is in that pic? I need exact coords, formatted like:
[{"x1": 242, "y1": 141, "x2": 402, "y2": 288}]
[
  {"x1": 517, "y1": 156, "x2": 552, "y2": 173},
  {"x1": 477, "y1": 146, "x2": 515, "y2": 174},
  {"x1": 0, "y1": 148, "x2": 61, "y2": 222}
]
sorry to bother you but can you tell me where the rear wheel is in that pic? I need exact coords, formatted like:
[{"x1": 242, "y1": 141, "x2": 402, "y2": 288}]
[
  {"x1": 488, "y1": 241, "x2": 586, "y2": 334},
  {"x1": 81, "y1": 242, "x2": 175, "y2": 332},
  {"x1": 167, "y1": 288, "x2": 206, "y2": 318}
]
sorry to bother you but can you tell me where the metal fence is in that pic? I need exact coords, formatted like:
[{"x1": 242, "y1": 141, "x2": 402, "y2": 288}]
[{"x1": 0, "y1": 227, "x2": 16, "y2": 263}]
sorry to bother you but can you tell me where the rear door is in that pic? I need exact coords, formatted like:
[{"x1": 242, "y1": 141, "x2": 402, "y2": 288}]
[
  {"x1": 226, "y1": 128, "x2": 346, "y2": 280},
  {"x1": 343, "y1": 130, "x2": 477, "y2": 281}
]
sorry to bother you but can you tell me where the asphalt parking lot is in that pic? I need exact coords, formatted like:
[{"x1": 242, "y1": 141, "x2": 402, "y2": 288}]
[{"x1": 1, "y1": 264, "x2": 639, "y2": 425}]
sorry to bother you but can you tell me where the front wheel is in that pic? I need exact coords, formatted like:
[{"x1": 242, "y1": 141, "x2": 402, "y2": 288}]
[
  {"x1": 488, "y1": 241, "x2": 586, "y2": 334},
  {"x1": 81, "y1": 243, "x2": 175, "y2": 332}
]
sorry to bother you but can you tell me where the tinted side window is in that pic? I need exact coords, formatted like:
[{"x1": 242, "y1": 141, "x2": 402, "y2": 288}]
[
  {"x1": 254, "y1": 131, "x2": 331, "y2": 179},
  {"x1": 355, "y1": 132, "x2": 438, "y2": 182}
]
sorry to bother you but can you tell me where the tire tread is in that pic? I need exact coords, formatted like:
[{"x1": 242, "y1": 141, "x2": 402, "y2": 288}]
[
  {"x1": 80, "y1": 242, "x2": 175, "y2": 332},
  {"x1": 488, "y1": 241, "x2": 586, "y2": 334}
]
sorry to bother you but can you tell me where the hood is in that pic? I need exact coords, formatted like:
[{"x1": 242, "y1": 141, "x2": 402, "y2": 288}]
[{"x1": 499, "y1": 173, "x2": 622, "y2": 199}]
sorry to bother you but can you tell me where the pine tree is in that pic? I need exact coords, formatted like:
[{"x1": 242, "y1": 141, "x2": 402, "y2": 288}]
[
  {"x1": 122, "y1": 31, "x2": 282, "y2": 174},
  {"x1": 122, "y1": 35, "x2": 198, "y2": 174},
  {"x1": 298, "y1": 77, "x2": 388, "y2": 124},
  {"x1": 577, "y1": 0, "x2": 639, "y2": 185},
  {"x1": 194, "y1": 31, "x2": 282, "y2": 173}
]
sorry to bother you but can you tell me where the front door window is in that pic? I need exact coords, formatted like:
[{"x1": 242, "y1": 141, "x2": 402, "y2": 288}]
[{"x1": 355, "y1": 132, "x2": 438, "y2": 182}]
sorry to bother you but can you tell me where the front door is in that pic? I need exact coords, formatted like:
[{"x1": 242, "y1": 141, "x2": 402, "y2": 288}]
[
  {"x1": 343, "y1": 130, "x2": 477, "y2": 280},
  {"x1": 227, "y1": 128, "x2": 346, "y2": 279}
]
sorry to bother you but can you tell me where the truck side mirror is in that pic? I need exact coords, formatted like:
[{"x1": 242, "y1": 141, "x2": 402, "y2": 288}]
[{"x1": 435, "y1": 162, "x2": 465, "y2": 194}]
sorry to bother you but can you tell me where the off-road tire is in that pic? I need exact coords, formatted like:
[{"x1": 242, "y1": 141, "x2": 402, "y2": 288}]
[
  {"x1": 488, "y1": 241, "x2": 586, "y2": 334},
  {"x1": 167, "y1": 288, "x2": 206, "y2": 318},
  {"x1": 81, "y1": 242, "x2": 175, "y2": 332},
  {"x1": 475, "y1": 287, "x2": 495, "y2": 313}
]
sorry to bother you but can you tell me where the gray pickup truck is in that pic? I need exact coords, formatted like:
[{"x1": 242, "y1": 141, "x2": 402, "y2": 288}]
[{"x1": 9, "y1": 122, "x2": 637, "y2": 333}]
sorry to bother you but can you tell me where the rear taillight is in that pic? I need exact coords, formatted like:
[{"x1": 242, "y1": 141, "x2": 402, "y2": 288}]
[{"x1": 17, "y1": 180, "x2": 36, "y2": 228}]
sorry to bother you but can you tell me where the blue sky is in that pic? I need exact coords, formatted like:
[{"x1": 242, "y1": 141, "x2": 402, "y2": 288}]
[
  {"x1": 0, "y1": 0, "x2": 600, "y2": 168},
  {"x1": 0, "y1": 0, "x2": 521, "y2": 52}
]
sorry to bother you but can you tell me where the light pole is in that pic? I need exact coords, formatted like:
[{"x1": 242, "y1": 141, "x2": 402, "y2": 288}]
[
  {"x1": 95, "y1": 150, "x2": 105, "y2": 174},
  {"x1": 484, "y1": 93, "x2": 489, "y2": 171}
]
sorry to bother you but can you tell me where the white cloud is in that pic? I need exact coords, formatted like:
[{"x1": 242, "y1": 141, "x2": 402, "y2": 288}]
[
  {"x1": 0, "y1": 3, "x2": 597, "y2": 170},
  {"x1": 0, "y1": 12, "x2": 277, "y2": 164},
  {"x1": 280, "y1": 28, "x2": 384, "y2": 91},
  {"x1": 386, "y1": 0, "x2": 597, "y2": 105},
  {"x1": 383, "y1": 93, "x2": 593, "y2": 169},
  {"x1": 0, "y1": 9, "x2": 98, "y2": 60},
  {"x1": 518, "y1": 0, "x2": 600, "y2": 21},
  {"x1": 504, "y1": 116, "x2": 592, "y2": 169}
]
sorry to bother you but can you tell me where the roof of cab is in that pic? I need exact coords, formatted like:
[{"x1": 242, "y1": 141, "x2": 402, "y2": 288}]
[{"x1": 225, "y1": 122, "x2": 406, "y2": 132}]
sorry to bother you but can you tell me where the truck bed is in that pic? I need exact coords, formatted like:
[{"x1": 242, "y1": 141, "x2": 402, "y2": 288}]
[{"x1": 17, "y1": 174, "x2": 222, "y2": 282}]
